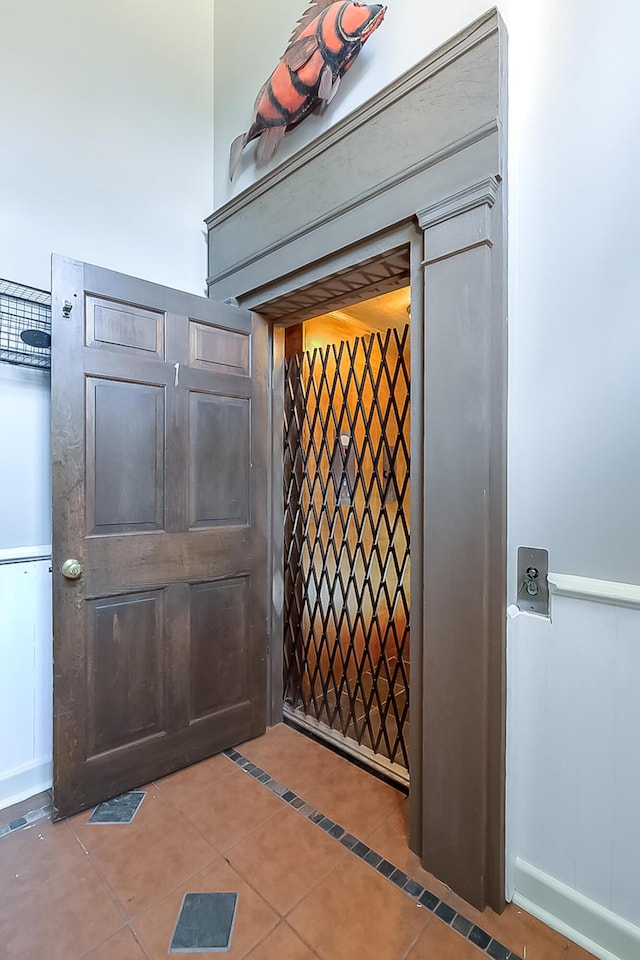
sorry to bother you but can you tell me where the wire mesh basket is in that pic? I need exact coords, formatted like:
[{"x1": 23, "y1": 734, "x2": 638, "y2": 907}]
[{"x1": 0, "y1": 278, "x2": 52, "y2": 369}]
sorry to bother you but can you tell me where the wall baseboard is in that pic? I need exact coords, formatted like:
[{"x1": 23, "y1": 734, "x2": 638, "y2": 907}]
[
  {"x1": 513, "y1": 859, "x2": 640, "y2": 960},
  {"x1": 0, "y1": 758, "x2": 52, "y2": 811}
]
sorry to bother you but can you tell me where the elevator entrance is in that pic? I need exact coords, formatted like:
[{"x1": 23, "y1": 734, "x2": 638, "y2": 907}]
[
  {"x1": 207, "y1": 10, "x2": 507, "y2": 908},
  {"x1": 282, "y1": 287, "x2": 411, "y2": 784}
]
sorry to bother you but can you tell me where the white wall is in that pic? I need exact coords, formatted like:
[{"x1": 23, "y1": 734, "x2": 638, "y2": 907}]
[
  {"x1": 0, "y1": 0, "x2": 214, "y2": 809},
  {"x1": 508, "y1": 0, "x2": 640, "y2": 584},
  {"x1": 213, "y1": 1, "x2": 640, "y2": 957},
  {"x1": 506, "y1": 2, "x2": 640, "y2": 952},
  {"x1": 0, "y1": 0, "x2": 214, "y2": 295},
  {"x1": 214, "y1": 0, "x2": 496, "y2": 206}
]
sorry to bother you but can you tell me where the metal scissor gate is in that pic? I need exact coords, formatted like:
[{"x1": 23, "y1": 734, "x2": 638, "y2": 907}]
[{"x1": 283, "y1": 324, "x2": 410, "y2": 773}]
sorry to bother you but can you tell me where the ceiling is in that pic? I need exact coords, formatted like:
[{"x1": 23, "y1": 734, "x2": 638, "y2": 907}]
[{"x1": 304, "y1": 286, "x2": 411, "y2": 352}]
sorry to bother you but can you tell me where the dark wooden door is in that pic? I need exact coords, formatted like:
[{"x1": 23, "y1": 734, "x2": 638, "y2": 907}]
[{"x1": 51, "y1": 255, "x2": 269, "y2": 819}]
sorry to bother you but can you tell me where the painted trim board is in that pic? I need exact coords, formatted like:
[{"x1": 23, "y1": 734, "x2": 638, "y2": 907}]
[
  {"x1": 513, "y1": 858, "x2": 640, "y2": 960},
  {"x1": 548, "y1": 572, "x2": 640, "y2": 610},
  {"x1": 0, "y1": 545, "x2": 52, "y2": 565},
  {"x1": 0, "y1": 758, "x2": 53, "y2": 811}
]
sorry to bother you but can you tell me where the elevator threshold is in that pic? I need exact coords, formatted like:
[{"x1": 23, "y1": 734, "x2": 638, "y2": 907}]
[{"x1": 283, "y1": 703, "x2": 410, "y2": 790}]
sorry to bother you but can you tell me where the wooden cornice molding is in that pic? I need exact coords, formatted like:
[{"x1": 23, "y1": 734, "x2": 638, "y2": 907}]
[{"x1": 206, "y1": 8, "x2": 500, "y2": 231}]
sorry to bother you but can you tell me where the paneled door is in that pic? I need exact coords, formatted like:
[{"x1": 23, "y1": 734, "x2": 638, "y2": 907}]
[{"x1": 51, "y1": 255, "x2": 269, "y2": 819}]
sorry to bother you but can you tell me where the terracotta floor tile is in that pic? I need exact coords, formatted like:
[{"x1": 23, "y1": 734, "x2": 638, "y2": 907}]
[
  {"x1": 445, "y1": 891, "x2": 569, "y2": 960},
  {"x1": 299, "y1": 759, "x2": 406, "y2": 838},
  {"x1": 0, "y1": 861, "x2": 124, "y2": 960},
  {"x1": 287, "y1": 852, "x2": 431, "y2": 960},
  {"x1": 226, "y1": 805, "x2": 347, "y2": 915},
  {"x1": 245, "y1": 921, "x2": 318, "y2": 959},
  {"x1": 406, "y1": 915, "x2": 489, "y2": 959},
  {"x1": 68, "y1": 783, "x2": 175, "y2": 853},
  {"x1": 80, "y1": 925, "x2": 148, "y2": 959},
  {"x1": 153, "y1": 753, "x2": 236, "y2": 807},
  {"x1": 0, "y1": 818, "x2": 84, "y2": 911},
  {"x1": 236, "y1": 722, "x2": 295, "y2": 763},
  {"x1": 238, "y1": 723, "x2": 350, "y2": 794},
  {"x1": 179, "y1": 767, "x2": 283, "y2": 851},
  {"x1": 132, "y1": 856, "x2": 278, "y2": 959},
  {"x1": 364, "y1": 801, "x2": 451, "y2": 901},
  {"x1": 89, "y1": 807, "x2": 217, "y2": 918},
  {"x1": 0, "y1": 767, "x2": 603, "y2": 960}
]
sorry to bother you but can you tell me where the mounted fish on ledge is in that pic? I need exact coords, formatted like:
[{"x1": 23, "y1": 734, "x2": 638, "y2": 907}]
[{"x1": 229, "y1": 1, "x2": 387, "y2": 180}]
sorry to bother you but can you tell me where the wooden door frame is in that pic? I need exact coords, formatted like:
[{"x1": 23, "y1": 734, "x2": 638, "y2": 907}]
[
  {"x1": 264, "y1": 227, "x2": 424, "y2": 756},
  {"x1": 206, "y1": 10, "x2": 507, "y2": 912}
]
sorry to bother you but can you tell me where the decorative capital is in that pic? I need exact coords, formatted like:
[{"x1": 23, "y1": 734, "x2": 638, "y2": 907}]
[
  {"x1": 416, "y1": 176, "x2": 500, "y2": 231},
  {"x1": 418, "y1": 176, "x2": 500, "y2": 264}
]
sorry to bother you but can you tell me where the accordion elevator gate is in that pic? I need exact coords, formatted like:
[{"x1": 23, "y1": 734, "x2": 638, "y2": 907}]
[{"x1": 282, "y1": 290, "x2": 411, "y2": 782}]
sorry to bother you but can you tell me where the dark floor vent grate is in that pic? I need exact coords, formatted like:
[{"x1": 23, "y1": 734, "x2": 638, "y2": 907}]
[
  {"x1": 283, "y1": 323, "x2": 410, "y2": 769},
  {"x1": 0, "y1": 278, "x2": 52, "y2": 369}
]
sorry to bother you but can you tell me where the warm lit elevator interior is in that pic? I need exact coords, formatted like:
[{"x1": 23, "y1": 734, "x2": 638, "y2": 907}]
[{"x1": 282, "y1": 286, "x2": 411, "y2": 782}]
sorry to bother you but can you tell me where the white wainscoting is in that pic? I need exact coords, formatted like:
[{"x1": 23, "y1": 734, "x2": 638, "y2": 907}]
[
  {"x1": 0, "y1": 554, "x2": 53, "y2": 809},
  {"x1": 514, "y1": 859, "x2": 640, "y2": 960},
  {"x1": 507, "y1": 582, "x2": 640, "y2": 959}
]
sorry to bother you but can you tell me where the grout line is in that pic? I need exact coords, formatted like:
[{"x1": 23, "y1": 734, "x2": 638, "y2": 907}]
[
  {"x1": 126, "y1": 850, "x2": 220, "y2": 924},
  {"x1": 74, "y1": 923, "x2": 129, "y2": 960},
  {"x1": 173, "y1": 766, "x2": 286, "y2": 876},
  {"x1": 74, "y1": 921, "x2": 155, "y2": 960},
  {"x1": 78, "y1": 837, "x2": 135, "y2": 927},
  {"x1": 127, "y1": 923, "x2": 155, "y2": 960},
  {"x1": 282, "y1": 917, "x2": 325, "y2": 959},
  {"x1": 401, "y1": 912, "x2": 437, "y2": 960},
  {"x1": 239, "y1": 917, "x2": 281, "y2": 958},
  {"x1": 225, "y1": 747, "x2": 522, "y2": 960},
  {"x1": 66, "y1": 800, "x2": 220, "y2": 928},
  {"x1": 151, "y1": 778, "x2": 289, "y2": 948}
]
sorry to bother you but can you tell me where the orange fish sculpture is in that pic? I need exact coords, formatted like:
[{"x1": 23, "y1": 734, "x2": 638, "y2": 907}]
[{"x1": 229, "y1": 1, "x2": 386, "y2": 179}]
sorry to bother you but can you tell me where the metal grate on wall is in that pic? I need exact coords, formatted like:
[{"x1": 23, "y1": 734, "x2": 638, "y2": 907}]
[
  {"x1": 283, "y1": 324, "x2": 410, "y2": 770},
  {"x1": 0, "y1": 279, "x2": 52, "y2": 369}
]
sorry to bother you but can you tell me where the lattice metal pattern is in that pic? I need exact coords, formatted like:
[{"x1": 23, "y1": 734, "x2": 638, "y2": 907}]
[
  {"x1": 0, "y1": 279, "x2": 51, "y2": 369},
  {"x1": 284, "y1": 324, "x2": 410, "y2": 768}
]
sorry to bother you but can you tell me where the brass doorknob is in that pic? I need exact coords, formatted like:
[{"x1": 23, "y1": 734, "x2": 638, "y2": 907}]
[{"x1": 61, "y1": 558, "x2": 83, "y2": 580}]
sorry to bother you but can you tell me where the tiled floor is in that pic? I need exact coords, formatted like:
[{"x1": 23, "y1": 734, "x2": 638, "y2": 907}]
[{"x1": 0, "y1": 724, "x2": 598, "y2": 960}]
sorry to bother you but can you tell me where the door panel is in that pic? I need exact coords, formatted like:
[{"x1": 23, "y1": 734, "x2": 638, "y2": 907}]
[
  {"x1": 51, "y1": 255, "x2": 269, "y2": 818},
  {"x1": 87, "y1": 591, "x2": 166, "y2": 756},
  {"x1": 190, "y1": 578, "x2": 249, "y2": 720},
  {"x1": 189, "y1": 393, "x2": 250, "y2": 527},
  {"x1": 86, "y1": 296, "x2": 165, "y2": 357},
  {"x1": 189, "y1": 321, "x2": 249, "y2": 375},
  {"x1": 87, "y1": 379, "x2": 165, "y2": 533}
]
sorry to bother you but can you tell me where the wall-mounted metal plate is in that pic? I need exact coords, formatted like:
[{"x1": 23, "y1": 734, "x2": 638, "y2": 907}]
[{"x1": 517, "y1": 546, "x2": 549, "y2": 617}]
